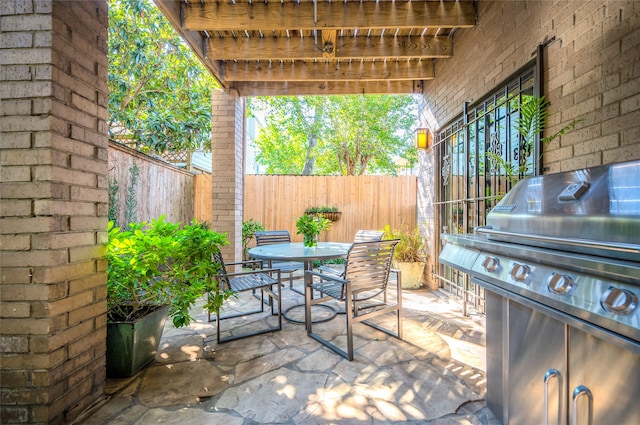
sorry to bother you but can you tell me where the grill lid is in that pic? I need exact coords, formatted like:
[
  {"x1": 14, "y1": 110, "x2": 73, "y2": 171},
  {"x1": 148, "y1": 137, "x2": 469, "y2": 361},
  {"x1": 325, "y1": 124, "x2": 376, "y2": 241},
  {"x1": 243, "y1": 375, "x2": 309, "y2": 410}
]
[{"x1": 480, "y1": 159, "x2": 640, "y2": 262}]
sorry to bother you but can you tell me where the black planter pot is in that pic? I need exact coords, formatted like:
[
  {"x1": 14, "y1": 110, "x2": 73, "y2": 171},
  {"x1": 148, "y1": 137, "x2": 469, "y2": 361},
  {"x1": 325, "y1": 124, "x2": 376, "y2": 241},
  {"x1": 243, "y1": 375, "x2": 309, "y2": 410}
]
[{"x1": 106, "y1": 305, "x2": 169, "y2": 378}]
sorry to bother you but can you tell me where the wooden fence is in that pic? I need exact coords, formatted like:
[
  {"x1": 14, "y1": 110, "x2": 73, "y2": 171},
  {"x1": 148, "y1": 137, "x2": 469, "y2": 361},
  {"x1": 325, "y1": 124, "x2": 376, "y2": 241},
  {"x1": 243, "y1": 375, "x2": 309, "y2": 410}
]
[
  {"x1": 109, "y1": 146, "x2": 416, "y2": 247},
  {"x1": 195, "y1": 174, "x2": 417, "y2": 244},
  {"x1": 108, "y1": 142, "x2": 194, "y2": 226}
]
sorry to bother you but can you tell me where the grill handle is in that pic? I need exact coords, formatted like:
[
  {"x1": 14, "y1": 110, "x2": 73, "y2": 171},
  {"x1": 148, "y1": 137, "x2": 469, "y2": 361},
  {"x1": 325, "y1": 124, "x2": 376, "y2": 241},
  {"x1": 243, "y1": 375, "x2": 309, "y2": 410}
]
[
  {"x1": 571, "y1": 385, "x2": 593, "y2": 425},
  {"x1": 543, "y1": 369, "x2": 561, "y2": 425},
  {"x1": 475, "y1": 226, "x2": 640, "y2": 255}
]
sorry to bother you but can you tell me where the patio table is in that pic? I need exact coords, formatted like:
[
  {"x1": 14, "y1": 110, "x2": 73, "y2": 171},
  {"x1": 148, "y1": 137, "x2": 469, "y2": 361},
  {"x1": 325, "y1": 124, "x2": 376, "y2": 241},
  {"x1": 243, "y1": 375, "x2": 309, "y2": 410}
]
[{"x1": 248, "y1": 242, "x2": 351, "y2": 328}]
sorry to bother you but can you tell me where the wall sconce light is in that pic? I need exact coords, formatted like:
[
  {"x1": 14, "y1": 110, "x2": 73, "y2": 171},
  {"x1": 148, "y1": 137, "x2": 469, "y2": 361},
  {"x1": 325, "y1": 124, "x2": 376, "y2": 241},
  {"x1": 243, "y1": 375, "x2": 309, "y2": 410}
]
[{"x1": 416, "y1": 128, "x2": 432, "y2": 150}]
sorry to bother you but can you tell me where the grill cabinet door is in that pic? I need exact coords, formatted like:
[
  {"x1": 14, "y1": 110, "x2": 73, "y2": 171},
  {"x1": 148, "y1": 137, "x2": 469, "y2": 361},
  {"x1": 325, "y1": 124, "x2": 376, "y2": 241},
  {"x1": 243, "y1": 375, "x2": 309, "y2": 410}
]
[
  {"x1": 568, "y1": 329, "x2": 640, "y2": 425},
  {"x1": 507, "y1": 300, "x2": 567, "y2": 425}
]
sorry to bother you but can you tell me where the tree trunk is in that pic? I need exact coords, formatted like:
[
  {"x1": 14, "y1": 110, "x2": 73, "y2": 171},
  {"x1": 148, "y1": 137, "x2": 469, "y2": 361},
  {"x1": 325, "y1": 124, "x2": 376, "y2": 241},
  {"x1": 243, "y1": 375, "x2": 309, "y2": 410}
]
[{"x1": 302, "y1": 133, "x2": 317, "y2": 175}]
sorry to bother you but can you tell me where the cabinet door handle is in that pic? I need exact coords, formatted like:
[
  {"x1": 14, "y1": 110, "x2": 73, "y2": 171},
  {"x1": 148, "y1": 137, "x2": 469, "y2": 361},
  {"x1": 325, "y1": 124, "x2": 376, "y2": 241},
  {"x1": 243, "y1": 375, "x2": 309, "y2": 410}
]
[
  {"x1": 543, "y1": 369, "x2": 561, "y2": 425},
  {"x1": 571, "y1": 385, "x2": 593, "y2": 425}
]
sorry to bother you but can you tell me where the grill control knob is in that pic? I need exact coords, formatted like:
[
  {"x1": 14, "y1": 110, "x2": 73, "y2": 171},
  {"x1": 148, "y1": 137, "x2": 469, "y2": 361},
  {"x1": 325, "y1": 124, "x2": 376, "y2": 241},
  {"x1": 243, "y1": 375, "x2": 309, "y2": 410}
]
[
  {"x1": 547, "y1": 273, "x2": 575, "y2": 295},
  {"x1": 601, "y1": 287, "x2": 638, "y2": 315},
  {"x1": 509, "y1": 263, "x2": 532, "y2": 284},
  {"x1": 482, "y1": 256, "x2": 500, "y2": 273}
]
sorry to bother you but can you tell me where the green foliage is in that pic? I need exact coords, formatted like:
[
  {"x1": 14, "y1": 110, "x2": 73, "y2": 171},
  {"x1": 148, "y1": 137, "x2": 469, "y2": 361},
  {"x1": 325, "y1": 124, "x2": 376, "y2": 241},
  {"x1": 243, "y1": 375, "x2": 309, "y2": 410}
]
[
  {"x1": 107, "y1": 216, "x2": 232, "y2": 327},
  {"x1": 108, "y1": 177, "x2": 120, "y2": 225},
  {"x1": 242, "y1": 219, "x2": 265, "y2": 259},
  {"x1": 108, "y1": 0, "x2": 218, "y2": 154},
  {"x1": 304, "y1": 206, "x2": 339, "y2": 214},
  {"x1": 516, "y1": 95, "x2": 548, "y2": 150},
  {"x1": 123, "y1": 162, "x2": 139, "y2": 229},
  {"x1": 382, "y1": 225, "x2": 426, "y2": 263},
  {"x1": 249, "y1": 94, "x2": 419, "y2": 175},
  {"x1": 488, "y1": 95, "x2": 581, "y2": 185},
  {"x1": 296, "y1": 214, "x2": 331, "y2": 246}
]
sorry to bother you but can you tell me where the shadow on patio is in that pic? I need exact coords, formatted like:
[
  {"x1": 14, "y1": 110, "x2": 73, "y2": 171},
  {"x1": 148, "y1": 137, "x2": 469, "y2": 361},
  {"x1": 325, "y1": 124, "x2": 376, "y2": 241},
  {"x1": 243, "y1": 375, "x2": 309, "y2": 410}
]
[{"x1": 79, "y1": 280, "x2": 500, "y2": 425}]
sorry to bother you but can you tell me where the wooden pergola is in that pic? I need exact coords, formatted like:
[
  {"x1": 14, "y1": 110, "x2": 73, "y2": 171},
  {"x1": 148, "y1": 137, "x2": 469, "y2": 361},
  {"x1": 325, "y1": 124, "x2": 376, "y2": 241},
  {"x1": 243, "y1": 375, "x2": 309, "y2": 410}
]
[{"x1": 154, "y1": 0, "x2": 477, "y2": 96}]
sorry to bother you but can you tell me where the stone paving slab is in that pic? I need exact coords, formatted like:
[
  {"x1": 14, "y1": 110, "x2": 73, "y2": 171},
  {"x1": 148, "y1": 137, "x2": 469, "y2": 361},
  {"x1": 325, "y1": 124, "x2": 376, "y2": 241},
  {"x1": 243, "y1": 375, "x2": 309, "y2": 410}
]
[{"x1": 79, "y1": 288, "x2": 500, "y2": 425}]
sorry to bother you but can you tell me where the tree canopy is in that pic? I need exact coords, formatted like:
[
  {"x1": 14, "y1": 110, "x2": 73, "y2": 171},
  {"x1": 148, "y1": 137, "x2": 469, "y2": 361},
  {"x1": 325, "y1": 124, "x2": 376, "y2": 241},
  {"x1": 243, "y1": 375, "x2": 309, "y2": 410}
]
[
  {"x1": 108, "y1": 0, "x2": 217, "y2": 154},
  {"x1": 249, "y1": 95, "x2": 419, "y2": 175}
]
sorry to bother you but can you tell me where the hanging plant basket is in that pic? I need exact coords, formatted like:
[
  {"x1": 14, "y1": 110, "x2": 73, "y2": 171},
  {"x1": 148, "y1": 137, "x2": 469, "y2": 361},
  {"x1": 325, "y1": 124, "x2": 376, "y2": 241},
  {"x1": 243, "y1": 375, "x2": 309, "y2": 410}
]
[
  {"x1": 321, "y1": 211, "x2": 341, "y2": 222},
  {"x1": 304, "y1": 207, "x2": 341, "y2": 222}
]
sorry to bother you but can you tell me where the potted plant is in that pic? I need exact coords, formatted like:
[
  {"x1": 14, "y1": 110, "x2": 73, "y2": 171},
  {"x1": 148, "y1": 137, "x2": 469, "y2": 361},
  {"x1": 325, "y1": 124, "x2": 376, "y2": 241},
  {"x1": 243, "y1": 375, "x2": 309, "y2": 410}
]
[
  {"x1": 304, "y1": 206, "x2": 342, "y2": 222},
  {"x1": 296, "y1": 213, "x2": 331, "y2": 247},
  {"x1": 106, "y1": 216, "x2": 231, "y2": 377},
  {"x1": 383, "y1": 225, "x2": 427, "y2": 289}
]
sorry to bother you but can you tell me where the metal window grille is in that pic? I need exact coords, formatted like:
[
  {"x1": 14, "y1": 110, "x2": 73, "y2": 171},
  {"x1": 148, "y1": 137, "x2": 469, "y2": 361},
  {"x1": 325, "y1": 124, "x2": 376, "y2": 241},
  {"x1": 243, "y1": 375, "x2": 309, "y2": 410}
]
[{"x1": 433, "y1": 63, "x2": 540, "y2": 315}]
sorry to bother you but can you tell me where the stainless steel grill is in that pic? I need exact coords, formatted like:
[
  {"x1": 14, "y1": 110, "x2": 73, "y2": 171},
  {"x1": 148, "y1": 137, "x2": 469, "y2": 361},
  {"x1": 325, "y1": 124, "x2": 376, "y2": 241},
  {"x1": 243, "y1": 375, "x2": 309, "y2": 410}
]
[{"x1": 439, "y1": 159, "x2": 640, "y2": 425}]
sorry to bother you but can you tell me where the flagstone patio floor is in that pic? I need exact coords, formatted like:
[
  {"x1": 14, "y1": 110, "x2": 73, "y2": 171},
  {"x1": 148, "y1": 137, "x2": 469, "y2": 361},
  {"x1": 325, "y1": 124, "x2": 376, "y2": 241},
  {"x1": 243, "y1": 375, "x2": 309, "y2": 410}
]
[{"x1": 77, "y1": 281, "x2": 500, "y2": 425}]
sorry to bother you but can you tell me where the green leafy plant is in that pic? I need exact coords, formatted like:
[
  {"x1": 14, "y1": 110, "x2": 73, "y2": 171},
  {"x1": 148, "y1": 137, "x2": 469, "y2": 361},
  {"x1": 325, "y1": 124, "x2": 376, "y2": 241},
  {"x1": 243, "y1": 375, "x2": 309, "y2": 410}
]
[
  {"x1": 382, "y1": 225, "x2": 426, "y2": 263},
  {"x1": 123, "y1": 162, "x2": 139, "y2": 229},
  {"x1": 107, "y1": 216, "x2": 232, "y2": 327},
  {"x1": 242, "y1": 219, "x2": 265, "y2": 260},
  {"x1": 108, "y1": 177, "x2": 120, "y2": 225},
  {"x1": 488, "y1": 95, "x2": 581, "y2": 185},
  {"x1": 296, "y1": 213, "x2": 331, "y2": 247},
  {"x1": 304, "y1": 206, "x2": 339, "y2": 214}
]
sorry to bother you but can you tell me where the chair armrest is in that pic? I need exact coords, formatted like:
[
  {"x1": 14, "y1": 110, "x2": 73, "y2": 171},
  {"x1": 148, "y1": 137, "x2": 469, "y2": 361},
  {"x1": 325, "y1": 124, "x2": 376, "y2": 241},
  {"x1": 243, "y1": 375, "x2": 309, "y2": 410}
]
[
  {"x1": 225, "y1": 259, "x2": 264, "y2": 268},
  {"x1": 305, "y1": 269, "x2": 348, "y2": 285},
  {"x1": 218, "y1": 268, "x2": 281, "y2": 279},
  {"x1": 317, "y1": 264, "x2": 343, "y2": 276}
]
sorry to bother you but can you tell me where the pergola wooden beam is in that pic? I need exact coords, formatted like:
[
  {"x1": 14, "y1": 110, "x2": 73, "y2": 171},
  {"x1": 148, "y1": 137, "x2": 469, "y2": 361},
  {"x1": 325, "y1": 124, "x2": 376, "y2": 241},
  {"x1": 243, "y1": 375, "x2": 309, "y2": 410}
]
[
  {"x1": 321, "y1": 30, "x2": 337, "y2": 60},
  {"x1": 156, "y1": 0, "x2": 475, "y2": 95},
  {"x1": 231, "y1": 80, "x2": 424, "y2": 97},
  {"x1": 154, "y1": 0, "x2": 223, "y2": 85},
  {"x1": 206, "y1": 35, "x2": 452, "y2": 61},
  {"x1": 184, "y1": 1, "x2": 476, "y2": 31},
  {"x1": 221, "y1": 60, "x2": 435, "y2": 82}
]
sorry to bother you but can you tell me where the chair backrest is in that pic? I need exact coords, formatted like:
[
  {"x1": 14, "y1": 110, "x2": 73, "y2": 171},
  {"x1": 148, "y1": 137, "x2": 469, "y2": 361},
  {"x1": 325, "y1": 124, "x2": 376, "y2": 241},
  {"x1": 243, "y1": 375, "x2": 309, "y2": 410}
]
[
  {"x1": 255, "y1": 230, "x2": 291, "y2": 246},
  {"x1": 212, "y1": 249, "x2": 229, "y2": 286},
  {"x1": 343, "y1": 239, "x2": 399, "y2": 296},
  {"x1": 353, "y1": 230, "x2": 384, "y2": 243},
  {"x1": 212, "y1": 250, "x2": 228, "y2": 281}
]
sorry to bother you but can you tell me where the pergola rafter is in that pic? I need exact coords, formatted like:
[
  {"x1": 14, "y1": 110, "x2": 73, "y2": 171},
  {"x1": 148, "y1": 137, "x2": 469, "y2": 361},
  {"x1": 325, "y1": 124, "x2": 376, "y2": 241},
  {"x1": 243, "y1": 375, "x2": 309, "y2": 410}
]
[{"x1": 154, "y1": 0, "x2": 477, "y2": 96}]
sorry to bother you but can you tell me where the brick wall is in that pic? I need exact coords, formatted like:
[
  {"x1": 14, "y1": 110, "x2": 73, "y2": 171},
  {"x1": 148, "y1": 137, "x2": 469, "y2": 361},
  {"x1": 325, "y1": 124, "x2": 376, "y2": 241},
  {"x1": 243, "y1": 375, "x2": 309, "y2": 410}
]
[
  {"x1": 211, "y1": 90, "x2": 244, "y2": 263},
  {"x1": 422, "y1": 0, "x2": 640, "y2": 172},
  {"x1": 0, "y1": 1, "x2": 109, "y2": 423},
  {"x1": 416, "y1": 98, "x2": 437, "y2": 289}
]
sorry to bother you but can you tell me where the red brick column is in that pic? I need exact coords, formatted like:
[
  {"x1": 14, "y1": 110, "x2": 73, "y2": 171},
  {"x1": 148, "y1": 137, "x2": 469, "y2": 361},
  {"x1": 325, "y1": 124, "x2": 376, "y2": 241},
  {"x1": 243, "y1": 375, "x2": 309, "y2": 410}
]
[
  {"x1": 0, "y1": 1, "x2": 108, "y2": 423},
  {"x1": 211, "y1": 90, "x2": 244, "y2": 263}
]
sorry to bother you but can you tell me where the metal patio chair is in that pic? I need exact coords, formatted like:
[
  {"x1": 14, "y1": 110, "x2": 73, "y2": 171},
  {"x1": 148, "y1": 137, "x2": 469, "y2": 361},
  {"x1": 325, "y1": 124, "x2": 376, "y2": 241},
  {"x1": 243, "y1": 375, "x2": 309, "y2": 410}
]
[
  {"x1": 209, "y1": 250, "x2": 282, "y2": 343},
  {"x1": 353, "y1": 229, "x2": 385, "y2": 243},
  {"x1": 254, "y1": 230, "x2": 304, "y2": 293},
  {"x1": 305, "y1": 239, "x2": 402, "y2": 360},
  {"x1": 318, "y1": 230, "x2": 385, "y2": 276}
]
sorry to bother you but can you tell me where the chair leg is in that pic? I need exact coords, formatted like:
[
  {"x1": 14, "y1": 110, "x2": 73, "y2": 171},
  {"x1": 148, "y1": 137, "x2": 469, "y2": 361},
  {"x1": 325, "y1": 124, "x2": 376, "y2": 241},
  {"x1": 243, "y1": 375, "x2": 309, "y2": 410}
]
[
  {"x1": 289, "y1": 270, "x2": 305, "y2": 295},
  {"x1": 274, "y1": 281, "x2": 282, "y2": 330},
  {"x1": 396, "y1": 272, "x2": 403, "y2": 340},
  {"x1": 306, "y1": 282, "x2": 354, "y2": 361},
  {"x1": 345, "y1": 284, "x2": 354, "y2": 361},
  {"x1": 216, "y1": 283, "x2": 282, "y2": 343},
  {"x1": 354, "y1": 279, "x2": 403, "y2": 347},
  {"x1": 305, "y1": 281, "x2": 312, "y2": 333}
]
